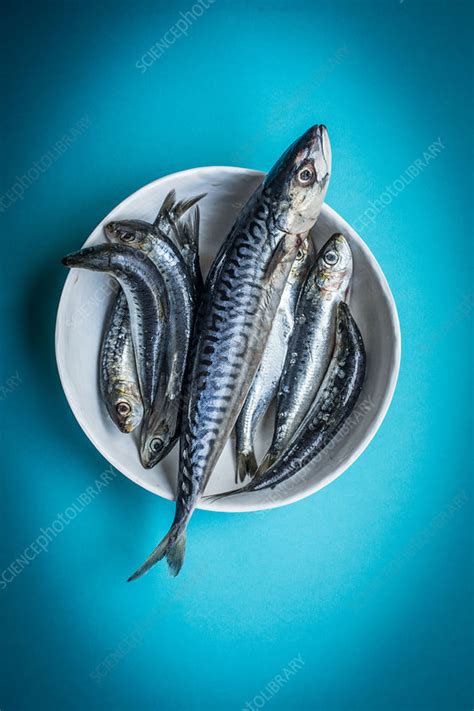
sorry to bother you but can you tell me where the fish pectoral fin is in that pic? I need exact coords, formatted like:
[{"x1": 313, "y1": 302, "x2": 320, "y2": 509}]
[{"x1": 264, "y1": 234, "x2": 300, "y2": 283}]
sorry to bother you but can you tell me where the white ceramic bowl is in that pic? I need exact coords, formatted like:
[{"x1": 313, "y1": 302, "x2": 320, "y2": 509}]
[{"x1": 56, "y1": 166, "x2": 401, "y2": 512}]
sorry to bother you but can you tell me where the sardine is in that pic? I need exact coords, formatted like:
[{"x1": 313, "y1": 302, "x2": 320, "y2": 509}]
[
  {"x1": 128, "y1": 124, "x2": 332, "y2": 579},
  {"x1": 104, "y1": 217, "x2": 196, "y2": 467},
  {"x1": 97, "y1": 191, "x2": 203, "y2": 432},
  {"x1": 234, "y1": 236, "x2": 315, "y2": 482},
  {"x1": 62, "y1": 244, "x2": 168, "y2": 415},
  {"x1": 208, "y1": 301, "x2": 366, "y2": 499},
  {"x1": 99, "y1": 291, "x2": 144, "y2": 433},
  {"x1": 258, "y1": 233, "x2": 352, "y2": 474}
]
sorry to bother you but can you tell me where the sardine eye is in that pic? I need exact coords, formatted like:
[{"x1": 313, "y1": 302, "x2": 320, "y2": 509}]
[
  {"x1": 150, "y1": 438, "x2": 163, "y2": 454},
  {"x1": 295, "y1": 249, "x2": 305, "y2": 261},
  {"x1": 121, "y1": 233, "x2": 135, "y2": 243},
  {"x1": 116, "y1": 401, "x2": 131, "y2": 416},
  {"x1": 297, "y1": 165, "x2": 315, "y2": 186},
  {"x1": 324, "y1": 250, "x2": 339, "y2": 266}
]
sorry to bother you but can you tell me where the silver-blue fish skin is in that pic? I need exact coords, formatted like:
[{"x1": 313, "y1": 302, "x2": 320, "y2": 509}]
[
  {"x1": 234, "y1": 236, "x2": 315, "y2": 481},
  {"x1": 258, "y1": 233, "x2": 352, "y2": 474}
]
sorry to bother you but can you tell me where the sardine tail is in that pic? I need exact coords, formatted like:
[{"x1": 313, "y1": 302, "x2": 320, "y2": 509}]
[
  {"x1": 236, "y1": 450, "x2": 258, "y2": 483},
  {"x1": 202, "y1": 488, "x2": 243, "y2": 504},
  {"x1": 127, "y1": 526, "x2": 186, "y2": 581},
  {"x1": 255, "y1": 450, "x2": 279, "y2": 477},
  {"x1": 174, "y1": 193, "x2": 206, "y2": 219},
  {"x1": 153, "y1": 190, "x2": 176, "y2": 226}
]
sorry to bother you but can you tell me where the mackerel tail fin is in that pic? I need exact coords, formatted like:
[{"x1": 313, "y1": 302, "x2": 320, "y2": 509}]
[
  {"x1": 236, "y1": 450, "x2": 258, "y2": 484},
  {"x1": 127, "y1": 525, "x2": 186, "y2": 581}
]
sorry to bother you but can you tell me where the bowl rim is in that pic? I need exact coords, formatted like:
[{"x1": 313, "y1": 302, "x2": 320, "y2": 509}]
[{"x1": 55, "y1": 165, "x2": 402, "y2": 513}]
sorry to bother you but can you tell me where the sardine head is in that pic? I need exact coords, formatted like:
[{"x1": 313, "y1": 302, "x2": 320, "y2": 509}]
[
  {"x1": 107, "y1": 381, "x2": 144, "y2": 433},
  {"x1": 264, "y1": 125, "x2": 331, "y2": 235},
  {"x1": 315, "y1": 233, "x2": 353, "y2": 295},
  {"x1": 288, "y1": 234, "x2": 316, "y2": 283},
  {"x1": 104, "y1": 219, "x2": 152, "y2": 251},
  {"x1": 139, "y1": 415, "x2": 174, "y2": 469}
]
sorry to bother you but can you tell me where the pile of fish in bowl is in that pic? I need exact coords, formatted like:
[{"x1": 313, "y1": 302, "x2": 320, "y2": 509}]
[{"x1": 62, "y1": 125, "x2": 365, "y2": 578}]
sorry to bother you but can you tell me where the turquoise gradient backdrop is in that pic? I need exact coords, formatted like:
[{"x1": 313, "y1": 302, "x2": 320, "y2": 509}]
[{"x1": 1, "y1": 1, "x2": 472, "y2": 709}]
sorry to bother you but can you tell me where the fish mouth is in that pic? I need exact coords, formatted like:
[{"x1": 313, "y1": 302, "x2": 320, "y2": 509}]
[
  {"x1": 118, "y1": 421, "x2": 134, "y2": 434},
  {"x1": 62, "y1": 251, "x2": 87, "y2": 268},
  {"x1": 298, "y1": 124, "x2": 328, "y2": 152}
]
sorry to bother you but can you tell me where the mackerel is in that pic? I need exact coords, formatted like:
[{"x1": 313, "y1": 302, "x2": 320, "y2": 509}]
[{"x1": 128, "y1": 124, "x2": 332, "y2": 578}]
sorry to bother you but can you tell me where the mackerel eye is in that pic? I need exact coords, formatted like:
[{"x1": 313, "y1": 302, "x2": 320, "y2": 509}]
[
  {"x1": 324, "y1": 250, "x2": 339, "y2": 266},
  {"x1": 121, "y1": 233, "x2": 135, "y2": 243},
  {"x1": 116, "y1": 401, "x2": 131, "y2": 416},
  {"x1": 297, "y1": 165, "x2": 315, "y2": 186}
]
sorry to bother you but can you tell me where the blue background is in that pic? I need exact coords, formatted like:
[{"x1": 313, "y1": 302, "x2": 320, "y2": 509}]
[{"x1": 1, "y1": 1, "x2": 472, "y2": 709}]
